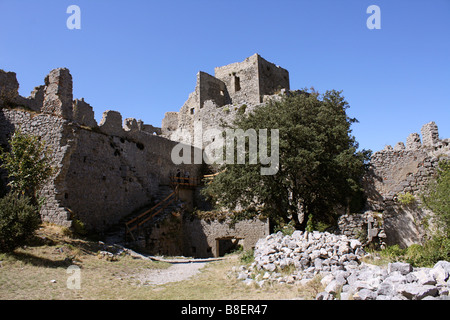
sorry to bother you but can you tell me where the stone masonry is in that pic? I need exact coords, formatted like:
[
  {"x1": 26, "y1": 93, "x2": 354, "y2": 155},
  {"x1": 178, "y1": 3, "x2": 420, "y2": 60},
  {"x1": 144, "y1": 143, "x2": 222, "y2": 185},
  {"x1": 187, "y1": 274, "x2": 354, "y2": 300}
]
[
  {"x1": 161, "y1": 53, "x2": 290, "y2": 146},
  {"x1": 1, "y1": 55, "x2": 448, "y2": 255},
  {"x1": 236, "y1": 231, "x2": 450, "y2": 300},
  {"x1": 0, "y1": 68, "x2": 201, "y2": 232},
  {"x1": 0, "y1": 61, "x2": 270, "y2": 257},
  {"x1": 363, "y1": 122, "x2": 449, "y2": 247}
]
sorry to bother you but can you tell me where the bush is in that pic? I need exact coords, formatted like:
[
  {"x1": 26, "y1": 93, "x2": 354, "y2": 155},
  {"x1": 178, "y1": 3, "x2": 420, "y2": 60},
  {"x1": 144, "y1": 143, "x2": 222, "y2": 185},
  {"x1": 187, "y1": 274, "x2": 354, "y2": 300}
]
[
  {"x1": 274, "y1": 220, "x2": 296, "y2": 236},
  {"x1": 397, "y1": 192, "x2": 416, "y2": 206},
  {"x1": 405, "y1": 236, "x2": 450, "y2": 267},
  {"x1": 0, "y1": 192, "x2": 41, "y2": 252},
  {"x1": 239, "y1": 248, "x2": 255, "y2": 265},
  {"x1": 0, "y1": 129, "x2": 54, "y2": 203},
  {"x1": 237, "y1": 104, "x2": 247, "y2": 115},
  {"x1": 421, "y1": 159, "x2": 450, "y2": 236},
  {"x1": 71, "y1": 218, "x2": 87, "y2": 236},
  {"x1": 379, "y1": 244, "x2": 406, "y2": 261}
]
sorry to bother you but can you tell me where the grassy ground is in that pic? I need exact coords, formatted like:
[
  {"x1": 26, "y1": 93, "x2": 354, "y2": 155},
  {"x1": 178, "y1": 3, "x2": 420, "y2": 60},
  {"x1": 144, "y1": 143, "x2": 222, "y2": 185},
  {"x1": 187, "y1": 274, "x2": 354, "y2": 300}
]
[{"x1": 0, "y1": 224, "x2": 323, "y2": 300}]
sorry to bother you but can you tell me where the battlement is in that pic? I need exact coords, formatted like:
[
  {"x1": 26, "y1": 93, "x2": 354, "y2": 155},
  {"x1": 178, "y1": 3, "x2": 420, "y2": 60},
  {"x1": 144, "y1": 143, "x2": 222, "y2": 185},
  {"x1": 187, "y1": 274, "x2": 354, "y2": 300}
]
[
  {"x1": 0, "y1": 68, "x2": 161, "y2": 140},
  {"x1": 380, "y1": 121, "x2": 449, "y2": 154}
]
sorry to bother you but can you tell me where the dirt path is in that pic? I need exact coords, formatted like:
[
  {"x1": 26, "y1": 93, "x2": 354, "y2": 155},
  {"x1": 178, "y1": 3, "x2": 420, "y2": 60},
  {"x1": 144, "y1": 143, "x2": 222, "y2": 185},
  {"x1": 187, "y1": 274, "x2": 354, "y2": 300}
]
[
  {"x1": 119, "y1": 247, "x2": 226, "y2": 286},
  {"x1": 134, "y1": 261, "x2": 209, "y2": 285}
]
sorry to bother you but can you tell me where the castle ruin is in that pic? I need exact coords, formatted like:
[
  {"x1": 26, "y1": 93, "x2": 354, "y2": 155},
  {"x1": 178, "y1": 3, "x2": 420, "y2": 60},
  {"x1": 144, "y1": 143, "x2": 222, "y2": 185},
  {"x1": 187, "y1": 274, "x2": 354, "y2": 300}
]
[
  {"x1": 161, "y1": 53, "x2": 290, "y2": 145},
  {"x1": 0, "y1": 54, "x2": 449, "y2": 255}
]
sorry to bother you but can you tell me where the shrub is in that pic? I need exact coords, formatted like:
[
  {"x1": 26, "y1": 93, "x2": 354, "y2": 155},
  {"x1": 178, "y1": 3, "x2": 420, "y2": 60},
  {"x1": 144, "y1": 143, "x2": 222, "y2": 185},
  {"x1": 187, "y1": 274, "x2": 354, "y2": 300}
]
[
  {"x1": 0, "y1": 192, "x2": 41, "y2": 252},
  {"x1": 379, "y1": 244, "x2": 405, "y2": 261},
  {"x1": 239, "y1": 248, "x2": 254, "y2": 265},
  {"x1": 237, "y1": 104, "x2": 247, "y2": 115},
  {"x1": 421, "y1": 159, "x2": 450, "y2": 236},
  {"x1": 0, "y1": 129, "x2": 54, "y2": 203},
  {"x1": 397, "y1": 192, "x2": 416, "y2": 206},
  {"x1": 274, "y1": 220, "x2": 296, "y2": 236},
  {"x1": 71, "y1": 218, "x2": 87, "y2": 236},
  {"x1": 405, "y1": 237, "x2": 450, "y2": 267}
]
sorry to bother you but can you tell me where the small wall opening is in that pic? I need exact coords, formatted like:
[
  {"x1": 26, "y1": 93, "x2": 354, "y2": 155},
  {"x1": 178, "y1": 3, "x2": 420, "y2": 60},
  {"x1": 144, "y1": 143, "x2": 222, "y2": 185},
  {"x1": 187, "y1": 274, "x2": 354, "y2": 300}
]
[
  {"x1": 190, "y1": 108, "x2": 195, "y2": 115},
  {"x1": 216, "y1": 237, "x2": 243, "y2": 257},
  {"x1": 234, "y1": 76, "x2": 241, "y2": 92}
]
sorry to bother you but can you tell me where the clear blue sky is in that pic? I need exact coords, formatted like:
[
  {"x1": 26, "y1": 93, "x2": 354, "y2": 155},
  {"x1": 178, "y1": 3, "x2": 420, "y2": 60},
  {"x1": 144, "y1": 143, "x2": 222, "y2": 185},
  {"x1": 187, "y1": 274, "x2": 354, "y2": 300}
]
[{"x1": 0, "y1": 0, "x2": 449, "y2": 152}]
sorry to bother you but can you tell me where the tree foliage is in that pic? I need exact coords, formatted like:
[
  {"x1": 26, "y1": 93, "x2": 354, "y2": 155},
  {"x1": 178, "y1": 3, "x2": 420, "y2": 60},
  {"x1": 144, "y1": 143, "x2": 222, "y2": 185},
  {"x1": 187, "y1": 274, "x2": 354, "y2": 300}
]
[
  {"x1": 0, "y1": 130, "x2": 54, "y2": 251},
  {"x1": 0, "y1": 192, "x2": 41, "y2": 252},
  {"x1": 422, "y1": 159, "x2": 450, "y2": 237},
  {"x1": 202, "y1": 90, "x2": 371, "y2": 230},
  {"x1": 0, "y1": 129, "x2": 54, "y2": 203}
]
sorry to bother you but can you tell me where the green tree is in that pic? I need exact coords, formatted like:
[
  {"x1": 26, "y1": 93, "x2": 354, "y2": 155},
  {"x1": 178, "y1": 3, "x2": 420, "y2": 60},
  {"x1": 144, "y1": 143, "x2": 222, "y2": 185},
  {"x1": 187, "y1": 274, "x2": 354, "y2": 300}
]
[
  {"x1": 202, "y1": 90, "x2": 371, "y2": 230},
  {"x1": 0, "y1": 129, "x2": 54, "y2": 204},
  {"x1": 422, "y1": 159, "x2": 450, "y2": 236},
  {"x1": 0, "y1": 192, "x2": 41, "y2": 252}
]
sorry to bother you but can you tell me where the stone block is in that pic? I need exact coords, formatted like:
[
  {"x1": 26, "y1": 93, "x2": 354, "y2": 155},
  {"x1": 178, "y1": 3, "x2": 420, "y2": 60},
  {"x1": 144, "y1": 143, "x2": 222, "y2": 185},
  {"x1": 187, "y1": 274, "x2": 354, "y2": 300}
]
[
  {"x1": 99, "y1": 110, "x2": 124, "y2": 136},
  {"x1": 421, "y1": 121, "x2": 439, "y2": 147},
  {"x1": 0, "y1": 70, "x2": 19, "y2": 104},
  {"x1": 42, "y1": 68, "x2": 73, "y2": 120},
  {"x1": 406, "y1": 133, "x2": 421, "y2": 150},
  {"x1": 388, "y1": 262, "x2": 412, "y2": 275},
  {"x1": 73, "y1": 99, "x2": 97, "y2": 127}
]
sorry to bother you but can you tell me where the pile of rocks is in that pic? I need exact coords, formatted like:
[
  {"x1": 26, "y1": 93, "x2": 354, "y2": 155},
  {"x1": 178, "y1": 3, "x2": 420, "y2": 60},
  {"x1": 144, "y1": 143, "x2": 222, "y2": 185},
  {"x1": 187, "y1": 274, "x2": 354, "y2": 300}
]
[
  {"x1": 236, "y1": 231, "x2": 450, "y2": 300},
  {"x1": 317, "y1": 261, "x2": 450, "y2": 300},
  {"x1": 253, "y1": 230, "x2": 365, "y2": 275}
]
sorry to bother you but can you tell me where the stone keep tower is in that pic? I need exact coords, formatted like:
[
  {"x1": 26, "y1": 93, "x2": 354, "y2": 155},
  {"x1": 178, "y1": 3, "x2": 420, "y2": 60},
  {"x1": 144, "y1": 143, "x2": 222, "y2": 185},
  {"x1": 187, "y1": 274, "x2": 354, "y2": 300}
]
[
  {"x1": 214, "y1": 53, "x2": 290, "y2": 106},
  {"x1": 161, "y1": 54, "x2": 290, "y2": 142}
]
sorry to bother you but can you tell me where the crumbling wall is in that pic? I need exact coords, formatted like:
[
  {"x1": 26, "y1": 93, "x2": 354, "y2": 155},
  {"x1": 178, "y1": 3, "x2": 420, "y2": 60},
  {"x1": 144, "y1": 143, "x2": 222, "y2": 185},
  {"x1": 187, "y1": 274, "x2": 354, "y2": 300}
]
[
  {"x1": 0, "y1": 68, "x2": 201, "y2": 232},
  {"x1": 0, "y1": 70, "x2": 19, "y2": 105},
  {"x1": 364, "y1": 122, "x2": 449, "y2": 247},
  {"x1": 214, "y1": 54, "x2": 262, "y2": 105},
  {"x1": 257, "y1": 55, "x2": 290, "y2": 97},
  {"x1": 182, "y1": 216, "x2": 270, "y2": 258},
  {"x1": 73, "y1": 99, "x2": 97, "y2": 128},
  {"x1": 162, "y1": 54, "x2": 290, "y2": 145},
  {"x1": 198, "y1": 71, "x2": 230, "y2": 109},
  {"x1": 0, "y1": 109, "x2": 75, "y2": 227},
  {"x1": 337, "y1": 211, "x2": 386, "y2": 248},
  {"x1": 42, "y1": 68, "x2": 73, "y2": 120}
]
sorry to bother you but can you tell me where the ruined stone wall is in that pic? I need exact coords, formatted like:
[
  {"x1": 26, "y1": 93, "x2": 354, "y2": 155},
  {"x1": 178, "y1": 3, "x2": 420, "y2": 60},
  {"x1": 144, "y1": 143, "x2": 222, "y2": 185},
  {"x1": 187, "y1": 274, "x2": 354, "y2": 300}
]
[
  {"x1": 0, "y1": 68, "x2": 201, "y2": 232},
  {"x1": 182, "y1": 216, "x2": 270, "y2": 258},
  {"x1": 0, "y1": 108, "x2": 74, "y2": 227},
  {"x1": 198, "y1": 71, "x2": 230, "y2": 109},
  {"x1": 62, "y1": 120, "x2": 202, "y2": 232},
  {"x1": 161, "y1": 54, "x2": 289, "y2": 147},
  {"x1": 364, "y1": 122, "x2": 449, "y2": 247},
  {"x1": 337, "y1": 211, "x2": 386, "y2": 248},
  {"x1": 162, "y1": 54, "x2": 290, "y2": 145},
  {"x1": 257, "y1": 55, "x2": 290, "y2": 97},
  {"x1": 214, "y1": 54, "x2": 262, "y2": 105}
]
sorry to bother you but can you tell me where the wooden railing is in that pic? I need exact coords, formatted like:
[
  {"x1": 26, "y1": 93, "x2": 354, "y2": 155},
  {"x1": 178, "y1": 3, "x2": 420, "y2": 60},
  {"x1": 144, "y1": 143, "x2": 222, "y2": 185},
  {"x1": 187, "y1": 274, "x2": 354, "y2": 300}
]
[
  {"x1": 169, "y1": 176, "x2": 201, "y2": 189},
  {"x1": 124, "y1": 172, "x2": 223, "y2": 241},
  {"x1": 125, "y1": 185, "x2": 179, "y2": 241}
]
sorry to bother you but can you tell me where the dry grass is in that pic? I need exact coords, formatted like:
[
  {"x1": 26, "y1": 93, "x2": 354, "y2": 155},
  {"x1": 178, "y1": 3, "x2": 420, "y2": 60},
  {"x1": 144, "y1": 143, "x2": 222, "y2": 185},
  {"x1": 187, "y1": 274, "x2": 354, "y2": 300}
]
[
  {"x1": 0, "y1": 224, "x2": 321, "y2": 300},
  {"x1": 151, "y1": 255, "x2": 324, "y2": 300}
]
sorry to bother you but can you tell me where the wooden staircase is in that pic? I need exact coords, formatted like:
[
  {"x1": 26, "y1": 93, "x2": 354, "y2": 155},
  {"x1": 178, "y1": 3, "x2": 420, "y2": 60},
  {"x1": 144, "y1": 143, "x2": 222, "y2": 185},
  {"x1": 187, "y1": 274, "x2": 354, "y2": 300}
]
[
  {"x1": 103, "y1": 173, "x2": 216, "y2": 245},
  {"x1": 124, "y1": 184, "x2": 179, "y2": 242}
]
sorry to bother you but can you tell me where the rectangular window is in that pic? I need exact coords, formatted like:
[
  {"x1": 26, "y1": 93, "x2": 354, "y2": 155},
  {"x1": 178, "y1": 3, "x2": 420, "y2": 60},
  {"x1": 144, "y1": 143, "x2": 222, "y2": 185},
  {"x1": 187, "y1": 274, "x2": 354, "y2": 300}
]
[{"x1": 234, "y1": 76, "x2": 241, "y2": 92}]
